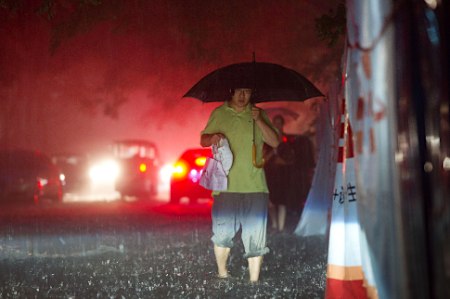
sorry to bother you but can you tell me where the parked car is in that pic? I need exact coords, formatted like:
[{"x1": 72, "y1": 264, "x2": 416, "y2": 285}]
[
  {"x1": 0, "y1": 149, "x2": 64, "y2": 204},
  {"x1": 110, "y1": 139, "x2": 160, "y2": 199},
  {"x1": 170, "y1": 148, "x2": 213, "y2": 204},
  {"x1": 52, "y1": 153, "x2": 90, "y2": 193}
]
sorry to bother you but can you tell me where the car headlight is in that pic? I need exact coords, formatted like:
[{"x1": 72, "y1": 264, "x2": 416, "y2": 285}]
[
  {"x1": 89, "y1": 159, "x2": 120, "y2": 183},
  {"x1": 59, "y1": 173, "x2": 66, "y2": 185}
]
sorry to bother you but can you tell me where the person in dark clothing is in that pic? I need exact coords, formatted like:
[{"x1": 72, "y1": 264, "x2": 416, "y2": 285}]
[
  {"x1": 288, "y1": 134, "x2": 315, "y2": 213},
  {"x1": 264, "y1": 115, "x2": 296, "y2": 232},
  {"x1": 264, "y1": 115, "x2": 316, "y2": 232}
]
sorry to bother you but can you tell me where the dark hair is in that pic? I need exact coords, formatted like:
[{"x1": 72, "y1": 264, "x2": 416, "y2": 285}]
[{"x1": 229, "y1": 88, "x2": 253, "y2": 95}]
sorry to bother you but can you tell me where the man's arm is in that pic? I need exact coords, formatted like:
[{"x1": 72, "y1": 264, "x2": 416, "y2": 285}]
[
  {"x1": 200, "y1": 133, "x2": 225, "y2": 147},
  {"x1": 255, "y1": 119, "x2": 280, "y2": 148},
  {"x1": 252, "y1": 106, "x2": 280, "y2": 148}
]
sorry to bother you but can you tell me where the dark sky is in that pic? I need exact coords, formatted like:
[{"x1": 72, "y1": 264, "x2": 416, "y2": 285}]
[{"x1": 0, "y1": 0, "x2": 341, "y2": 163}]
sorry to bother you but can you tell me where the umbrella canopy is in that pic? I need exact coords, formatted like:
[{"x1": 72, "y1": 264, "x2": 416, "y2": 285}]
[
  {"x1": 264, "y1": 106, "x2": 300, "y2": 121},
  {"x1": 183, "y1": 62, "x2": 323, "y2": 103}
]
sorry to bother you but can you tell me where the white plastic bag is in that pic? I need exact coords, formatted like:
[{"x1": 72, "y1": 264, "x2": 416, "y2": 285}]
[
  {"x1": 199, "y1": 157, "x2": 227, "y2": 191},
  {"x1": 214, "y1": 138, "x2": 233, "y2": 174},
  {"x1": 199, "y1": 138, "x2": 233, "y2": 191}
]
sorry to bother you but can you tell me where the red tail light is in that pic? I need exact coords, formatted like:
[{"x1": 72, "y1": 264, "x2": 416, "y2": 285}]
[
  {"x1": 36, "y1": 177, "x2": 48, "y2": 189},
  {"x1": 36, "y1": 180, "x2": 43, "y2": 190},
  {"x1": 194, "y1": 157, "x2": 207, "y2": 167},
  {"x1": 172, "y1": 161, "x2": 188, "y2": 179},
  {"x1": 139, "y1": 163, "x2": 147, "y2": 173}
]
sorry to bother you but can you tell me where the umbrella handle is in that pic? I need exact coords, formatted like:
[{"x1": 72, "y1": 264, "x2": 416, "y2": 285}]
[{"x1": 252, "y1": 143, "x2": 265, "y2": 168}]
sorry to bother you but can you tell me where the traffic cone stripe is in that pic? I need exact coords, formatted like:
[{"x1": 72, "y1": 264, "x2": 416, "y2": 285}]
[
  {"x1": 340, "y1": 122, "x2": 346, "y2": 138},
  {"x1": 326, "y1": 279, "x2": 368, "y2": 299},
  {"x1": 338, "y1": 148, "x2": 345, "y2": 163},
  {"x1": 337, "y1": 118, "x2": 355, "y2": 163},
  {"x1": 327, "y1": 264, "x2": 364, "y2": 280},
  {"x1": 347, "y1": 123, "x2": 355, "y2": 158}
]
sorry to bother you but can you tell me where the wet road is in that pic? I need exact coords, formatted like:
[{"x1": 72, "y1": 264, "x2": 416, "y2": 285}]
[
  {"x1": 0, "y1": 198, "x2": 212, "y2": 256},
  {"x1": 0, "y1": 198, "x2": 327, "y2": 298}
]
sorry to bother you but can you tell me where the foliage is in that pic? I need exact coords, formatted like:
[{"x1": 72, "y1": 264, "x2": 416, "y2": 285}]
[
  {"x1": 0, "y1": 0, "x2": 127, "y2": 120},
  {"x1": 315, "y1": 1, "x2": 346, "y2": 47},
  {"x1": 36, "y1": 0, "x2": 120, "y2": 54},
  {"x1": 0, "y1": 0, "x2": 22, "y2": 11},
  {"x1": 1, "y1": 1, "x2": 118, "y2": 54}
]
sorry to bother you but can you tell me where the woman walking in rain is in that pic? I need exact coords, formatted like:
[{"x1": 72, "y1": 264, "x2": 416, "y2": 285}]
[{"x1": 200, "y1": 86, "x2": 279, "y2": 283}]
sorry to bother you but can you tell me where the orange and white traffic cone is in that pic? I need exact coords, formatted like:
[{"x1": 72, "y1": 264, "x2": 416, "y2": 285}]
[{"x1": 325, "y1": 98, "x2": 368, "y2": 299}]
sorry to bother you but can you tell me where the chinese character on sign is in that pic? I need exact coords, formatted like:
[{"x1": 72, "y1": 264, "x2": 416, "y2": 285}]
[{"x1": 333, "y1": 183, "x2": 357, "y2": 204}]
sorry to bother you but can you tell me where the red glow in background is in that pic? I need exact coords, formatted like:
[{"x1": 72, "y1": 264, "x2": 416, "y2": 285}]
[{"x1": 0, "y1": 0, "x2": 341, "y2": 162}]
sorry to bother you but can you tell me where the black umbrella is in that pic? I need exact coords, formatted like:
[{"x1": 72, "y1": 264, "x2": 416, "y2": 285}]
[
  {"x1": 184, "y1": 59, "x2": 323, "y2": 167},
  {"x1": 265, "y1": 106, "x2": 300, "y2": 121},
  {"x1": 183, "y1": 62, "x2": 323, "y2": 103}
]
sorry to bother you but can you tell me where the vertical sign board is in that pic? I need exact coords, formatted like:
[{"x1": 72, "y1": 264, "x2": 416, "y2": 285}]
[
  {"x1": 326, "y1": 0, "x2": 407, "y2": 297},
  {"x1": 345, "y1": 0, "x2": 405, "y2": 298}
]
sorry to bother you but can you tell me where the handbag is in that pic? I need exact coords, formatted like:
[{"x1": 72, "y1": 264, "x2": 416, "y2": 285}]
[{"x1": 199, "y1": 157, "x2": 228, "y2": 191}]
